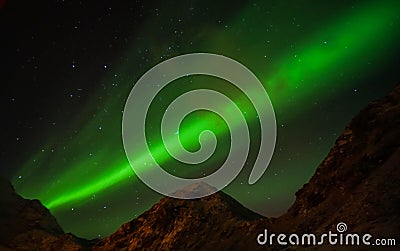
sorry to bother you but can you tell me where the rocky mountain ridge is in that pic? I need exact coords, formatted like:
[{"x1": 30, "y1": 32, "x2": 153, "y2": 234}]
[{"x1": 0, "y1": 177, "x2": 91, "y2": 251}]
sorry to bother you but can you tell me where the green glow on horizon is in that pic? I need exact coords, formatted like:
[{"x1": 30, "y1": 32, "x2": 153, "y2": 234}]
[{"x1": 13, "y1": 1, "x2": 400, "y2": 213}]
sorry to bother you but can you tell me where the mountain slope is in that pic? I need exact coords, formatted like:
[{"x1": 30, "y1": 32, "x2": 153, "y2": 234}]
[
  {"x1": 0, "y1": 177, "x2": 91, "y2": 251},
  {"x1": 271, "y1": 84, "x2": 400, "y2": 236},
  {"x1": 94, "y1": 182, "x2": 263, "y2": 250}
]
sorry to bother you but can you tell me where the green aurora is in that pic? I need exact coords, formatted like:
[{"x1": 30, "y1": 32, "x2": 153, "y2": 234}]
[{"x1": 10, "y1": 0, "x2": 400, "y2": 238}]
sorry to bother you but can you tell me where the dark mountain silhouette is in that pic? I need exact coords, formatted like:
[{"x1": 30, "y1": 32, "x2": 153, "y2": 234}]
[
  {"x1": 270, "y1": 84, "x2": 400, "y2": 237},
  {"x1": 252, "y1": 84, "x2": 400, "y2": 250},
  {"x1": 1, "y1": 84, "x2": 399, "y2": 250},
  {"x1": 0, "y1": 177, "x2": 92, "y2": 251}
]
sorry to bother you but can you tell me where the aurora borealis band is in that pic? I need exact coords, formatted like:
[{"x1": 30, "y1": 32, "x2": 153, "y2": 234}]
[{"x1": 1, "y1": 0, "x2": 400, "y2": 238}]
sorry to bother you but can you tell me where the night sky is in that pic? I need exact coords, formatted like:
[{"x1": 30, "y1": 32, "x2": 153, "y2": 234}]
[{"x1": 1, "y1": 0, "x2": 400, "y2": 239}]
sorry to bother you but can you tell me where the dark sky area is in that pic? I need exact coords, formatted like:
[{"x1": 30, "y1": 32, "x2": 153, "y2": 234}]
[{"x1": 1, "y1": 0, "x2": 399, "y2": 239}]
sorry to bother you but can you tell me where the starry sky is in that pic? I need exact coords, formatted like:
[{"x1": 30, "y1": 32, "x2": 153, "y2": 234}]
[{"x1": 1, "y1": 0, "x2": 400, "y2": 239}]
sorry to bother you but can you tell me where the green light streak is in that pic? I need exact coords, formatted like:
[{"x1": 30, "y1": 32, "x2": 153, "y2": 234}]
[
  {"x1": 13, "y1": 1, "x2": 400, "y2": 212},
  {"x1": 45, "y1": 162, "x2": 133, "y2": 209},
  {"x1": 41, "y1": 106, "x2": 240, "y2": 210}
]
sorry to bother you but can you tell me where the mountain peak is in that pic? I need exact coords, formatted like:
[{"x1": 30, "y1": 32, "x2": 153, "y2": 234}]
[
  {"x1": 95, "y1": 185, "x2": 262, "y2": 250},
  {"x1": 169, "y1": 181, "x2": 218, "y2": 198}
]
